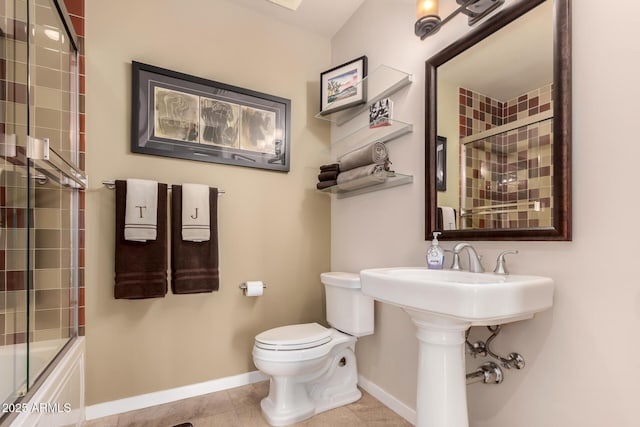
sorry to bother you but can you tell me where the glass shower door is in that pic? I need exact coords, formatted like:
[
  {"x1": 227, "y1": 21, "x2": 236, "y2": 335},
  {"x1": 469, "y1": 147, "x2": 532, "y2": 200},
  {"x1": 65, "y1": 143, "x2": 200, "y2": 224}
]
[
  {"x1": 26, "y1": 0, "x2": 80, "y2": 389},
  {"x1": 0, "y1": 0, "x2": 32, "y2": 408},
  {"x1": 0, "y1": 0, "x2": 82, "y2": 416}
]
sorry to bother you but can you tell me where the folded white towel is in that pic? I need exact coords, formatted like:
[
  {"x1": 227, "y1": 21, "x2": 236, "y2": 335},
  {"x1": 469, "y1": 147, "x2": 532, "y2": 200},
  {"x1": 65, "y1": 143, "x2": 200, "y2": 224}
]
[
  {"x1": 125, "y1": 179, "x2": 158, "y2": 242},
  {"x1": 182, "y1": 183, "x2": 210, "y2": 242},
  {"x1": 440, "y1": 206, "x2": 457, "y2": 230}
]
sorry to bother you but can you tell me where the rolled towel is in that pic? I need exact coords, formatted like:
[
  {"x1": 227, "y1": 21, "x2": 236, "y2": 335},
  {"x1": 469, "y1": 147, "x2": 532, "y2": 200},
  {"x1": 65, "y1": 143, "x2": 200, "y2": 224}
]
[
  {"x1": 316, "y1": 180, "x2": 337, "y2": 190},
  {"x1": 124, "y1": 179, "x2": 158, "y2": 242},
  {"x1": 336, "y1": 163, "x2": 388, "y2": 191},
  {"x1": 319, "y1": 163, "x2": 340, "y2": 172},
  {"x1": 182, "y1": 183, "x2": 210, "y2": 242},
  {"x1": 338, "y1": 142, "x2": 388, "y2": 172},
  {"x1": 318, "y1": 170, "x2": 339, "y2": 181}
]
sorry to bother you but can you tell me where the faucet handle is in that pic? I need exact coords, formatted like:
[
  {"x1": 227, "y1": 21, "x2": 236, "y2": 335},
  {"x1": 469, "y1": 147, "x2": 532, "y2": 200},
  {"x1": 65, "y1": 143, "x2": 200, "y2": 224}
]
[
  {"x1": 449, "y1": 251, "x2": 462, "y2": 270},
  {"x1": 450, "y1": 242, "x2": 467, "y2": 270},
  {"x1": 493, "y1": 250, "x2": 519, "y2": 275}
]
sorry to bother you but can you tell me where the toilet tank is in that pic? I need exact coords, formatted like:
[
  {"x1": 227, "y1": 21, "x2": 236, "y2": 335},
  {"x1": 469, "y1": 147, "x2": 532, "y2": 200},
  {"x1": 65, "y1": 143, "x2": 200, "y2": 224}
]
[{"x1": 320, "y1": 272, "x2": 374, "y2": 337}]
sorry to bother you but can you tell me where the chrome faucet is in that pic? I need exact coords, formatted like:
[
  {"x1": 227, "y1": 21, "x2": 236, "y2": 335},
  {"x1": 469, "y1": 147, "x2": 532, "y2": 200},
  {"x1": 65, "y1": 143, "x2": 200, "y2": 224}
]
[{"x1": 451, "y1": 243, "x2": 484, "y2": 273}]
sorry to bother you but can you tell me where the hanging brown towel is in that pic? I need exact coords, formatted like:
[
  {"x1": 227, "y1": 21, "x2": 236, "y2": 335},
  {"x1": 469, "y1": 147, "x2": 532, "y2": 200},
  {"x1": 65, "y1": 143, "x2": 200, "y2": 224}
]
[
  {"x1": 171, "y1": 185, "x2": 219, "y2": 294},
  {"x1": 114, "y1": 180, "x2": 168, "y2": 299}
]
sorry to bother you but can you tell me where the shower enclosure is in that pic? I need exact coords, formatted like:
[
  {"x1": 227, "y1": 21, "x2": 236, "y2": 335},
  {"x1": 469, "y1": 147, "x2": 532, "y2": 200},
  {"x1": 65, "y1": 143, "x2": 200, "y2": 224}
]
[{"x1": 0, "y1": 0, "x2": 85, "y2": 424}]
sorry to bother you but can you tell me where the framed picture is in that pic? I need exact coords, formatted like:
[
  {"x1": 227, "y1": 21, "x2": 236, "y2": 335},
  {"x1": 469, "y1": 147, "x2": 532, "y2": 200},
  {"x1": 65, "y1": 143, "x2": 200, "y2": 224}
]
[
  {"x1": 436, "y1": 136, "x2": 446, "y2": 191},
  {"x1": 369, "y1": 98, "x2": 393, "y2": 128},
  {"x1": 131, "y1": 61, "x2": 291, "y2": 172},
  {"x1": 319, "y1": 56, "x2": 368, "y2": 116}
]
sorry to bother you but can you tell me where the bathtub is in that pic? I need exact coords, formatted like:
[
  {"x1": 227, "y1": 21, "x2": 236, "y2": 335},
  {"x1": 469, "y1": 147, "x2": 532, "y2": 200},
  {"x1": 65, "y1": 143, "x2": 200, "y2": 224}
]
[
  {"x1": 1, "y1": 339, "x2": 67, "y2": 405},
  {"x1": 0, "y1": 337, "x2": 85, "y2": 427}
]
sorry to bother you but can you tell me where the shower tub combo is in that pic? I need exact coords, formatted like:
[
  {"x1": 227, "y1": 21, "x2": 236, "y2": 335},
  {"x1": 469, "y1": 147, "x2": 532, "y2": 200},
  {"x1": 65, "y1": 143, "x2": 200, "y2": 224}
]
[
  {"x1": 0, "y1": 0, "x2": 86, "y2": 425},
  {"x1": 0, "y1": 339, "x2": 84, "y2": 426}
]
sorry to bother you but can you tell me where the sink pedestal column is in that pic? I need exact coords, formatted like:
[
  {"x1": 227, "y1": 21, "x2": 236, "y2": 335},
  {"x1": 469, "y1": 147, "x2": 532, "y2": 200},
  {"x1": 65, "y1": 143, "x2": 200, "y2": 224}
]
[{"x1": 407, "y1": 309, "x2": 470, "y2": 427}]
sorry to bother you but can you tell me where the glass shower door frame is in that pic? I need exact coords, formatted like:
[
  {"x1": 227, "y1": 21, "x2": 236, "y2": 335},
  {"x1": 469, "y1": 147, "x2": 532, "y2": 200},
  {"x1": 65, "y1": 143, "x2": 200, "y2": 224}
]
[{"x1": 24, "y1": 0, "x2": 81, "y2": 392}]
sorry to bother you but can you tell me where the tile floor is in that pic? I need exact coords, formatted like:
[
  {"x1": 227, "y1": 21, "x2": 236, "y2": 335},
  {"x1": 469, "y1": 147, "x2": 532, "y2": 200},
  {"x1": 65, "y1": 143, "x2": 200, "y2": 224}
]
[{"x1": 82, "y1": 381, "x2": 413, "y2": 427}]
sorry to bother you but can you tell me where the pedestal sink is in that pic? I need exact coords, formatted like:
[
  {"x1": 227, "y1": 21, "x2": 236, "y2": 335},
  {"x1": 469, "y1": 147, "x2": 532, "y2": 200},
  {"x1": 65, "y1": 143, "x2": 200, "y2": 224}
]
[{"x1": 359, "y1": 267, "x2": 554, "y2": 427}]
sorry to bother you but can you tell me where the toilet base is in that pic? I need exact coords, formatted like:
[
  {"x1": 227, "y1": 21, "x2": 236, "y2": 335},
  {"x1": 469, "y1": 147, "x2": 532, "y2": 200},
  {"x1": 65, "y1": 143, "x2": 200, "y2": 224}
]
[
  {"x1": 260, "y1": 382, "x2": 362, "y2": 427},
  {"x1": 259, "y1": 337, "x2": 361, "y2": 426},
  {"x1": 260, "y1": 393, "x2": 314, "y2": 427},
  {"x1": 313, "y1": 386, "x2": 362, "y2": 415}
]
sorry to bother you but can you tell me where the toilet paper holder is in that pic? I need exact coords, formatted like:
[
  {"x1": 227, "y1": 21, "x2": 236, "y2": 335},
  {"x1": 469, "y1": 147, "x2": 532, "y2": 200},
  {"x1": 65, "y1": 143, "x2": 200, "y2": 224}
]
[{"x1": 239, "y1": 282, "x2": 267, "y2": 290}]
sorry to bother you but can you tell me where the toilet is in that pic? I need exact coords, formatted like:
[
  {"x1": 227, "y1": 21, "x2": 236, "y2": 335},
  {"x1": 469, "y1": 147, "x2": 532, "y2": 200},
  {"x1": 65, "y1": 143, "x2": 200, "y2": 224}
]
[{"x1": 252, "y1": 272, "x2": 374, "y2": 426}]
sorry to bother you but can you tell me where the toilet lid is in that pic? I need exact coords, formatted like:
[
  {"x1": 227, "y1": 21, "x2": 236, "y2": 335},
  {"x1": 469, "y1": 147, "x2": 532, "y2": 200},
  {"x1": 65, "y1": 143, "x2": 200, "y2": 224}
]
[{"x1": 255, "y1": 323, "x2": 332, "y2": 350}]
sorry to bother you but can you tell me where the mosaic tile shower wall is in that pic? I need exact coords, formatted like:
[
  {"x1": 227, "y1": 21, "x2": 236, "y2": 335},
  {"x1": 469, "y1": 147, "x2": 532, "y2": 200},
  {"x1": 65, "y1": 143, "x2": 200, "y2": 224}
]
[
  {"x1": 459, "y1": 85, "x2": 553, "y2": 229},
  {"x1": 0, "y1": 0, "x2": 85, "y2": 347}
]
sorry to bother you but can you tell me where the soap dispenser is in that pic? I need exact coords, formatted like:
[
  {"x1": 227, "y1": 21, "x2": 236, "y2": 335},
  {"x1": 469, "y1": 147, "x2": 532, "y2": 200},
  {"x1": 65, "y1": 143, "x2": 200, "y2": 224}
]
[{"x1": 426, "y1": 232, "x2": 444, "y2": 269}]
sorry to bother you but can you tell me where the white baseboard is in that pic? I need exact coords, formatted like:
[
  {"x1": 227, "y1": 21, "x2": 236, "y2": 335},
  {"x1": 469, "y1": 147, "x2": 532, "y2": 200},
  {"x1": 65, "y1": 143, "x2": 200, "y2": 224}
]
[
  {"x1": 85, "y1": 370, "x2": 414, "y2": 424},
  {"x1": 358, "y1": 375, "x2": 416, "y2": 426},
  {"x1": 85, "y1": 370, "x2": 268, "y2": 420}
]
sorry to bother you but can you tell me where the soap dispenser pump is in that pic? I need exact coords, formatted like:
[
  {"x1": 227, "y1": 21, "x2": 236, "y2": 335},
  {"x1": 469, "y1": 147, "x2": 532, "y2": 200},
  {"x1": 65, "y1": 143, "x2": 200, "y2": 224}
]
[{"x1": 426, "y1": 232, "x2": 444, "y2": 270}]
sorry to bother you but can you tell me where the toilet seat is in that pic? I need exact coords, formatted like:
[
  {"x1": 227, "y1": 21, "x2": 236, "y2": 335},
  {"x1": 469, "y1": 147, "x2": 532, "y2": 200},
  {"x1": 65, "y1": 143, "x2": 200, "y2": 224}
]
[{"x1": 255, "y1": 323, "x2": 332, "y2": 351}]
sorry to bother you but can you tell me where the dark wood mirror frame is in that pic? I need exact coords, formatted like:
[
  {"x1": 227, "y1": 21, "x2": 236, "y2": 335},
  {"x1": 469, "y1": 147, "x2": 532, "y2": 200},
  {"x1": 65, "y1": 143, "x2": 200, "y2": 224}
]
[{"x1": 425, "y1": 0, "x2": 571, "y2": 241}]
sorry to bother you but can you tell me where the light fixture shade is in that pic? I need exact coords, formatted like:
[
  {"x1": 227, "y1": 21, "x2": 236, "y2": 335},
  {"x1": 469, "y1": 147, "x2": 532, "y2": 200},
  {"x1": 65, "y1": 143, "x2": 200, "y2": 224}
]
[
  {"x1": 416, "y1": 0, "x2": 439, "y2": 19},
  {"x1": 416, "y1": 0, "x2": 506, "y2": 40},
  {"x1": 415, "y1": 0, "x2": 441, "y2": 38}
]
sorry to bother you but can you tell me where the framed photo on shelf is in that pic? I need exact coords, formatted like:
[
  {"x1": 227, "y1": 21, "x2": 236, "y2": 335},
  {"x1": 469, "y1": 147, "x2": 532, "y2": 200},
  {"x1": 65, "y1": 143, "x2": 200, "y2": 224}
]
[
  {"x1": 369, "y1": 98, "x2": 393, "y2": 128},
  {"x1": 436, "y1": 136, "x2": 446, "y2": 191},
  {"x1": 319, "y1": 55, "x2": 368, "y2": 116},
  {"x1": 131, "y1": 61, "x2": 291, "y2": 172}
]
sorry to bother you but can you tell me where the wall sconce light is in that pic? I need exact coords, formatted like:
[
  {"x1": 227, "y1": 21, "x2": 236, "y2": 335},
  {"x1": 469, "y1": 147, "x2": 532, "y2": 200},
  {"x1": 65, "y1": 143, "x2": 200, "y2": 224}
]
[{"x1": 415, "y1": 0, "x2": 505, "y2": 40}]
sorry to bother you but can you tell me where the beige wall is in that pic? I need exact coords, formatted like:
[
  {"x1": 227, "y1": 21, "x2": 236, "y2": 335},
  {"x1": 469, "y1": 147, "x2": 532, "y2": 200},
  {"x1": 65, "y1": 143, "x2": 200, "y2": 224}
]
[
  {"x1": 85, "y1": 0, "x2": 332, "y2": 405},
  {"x1": 333, "y1": 0, "x2": 640, "y2": 426}
]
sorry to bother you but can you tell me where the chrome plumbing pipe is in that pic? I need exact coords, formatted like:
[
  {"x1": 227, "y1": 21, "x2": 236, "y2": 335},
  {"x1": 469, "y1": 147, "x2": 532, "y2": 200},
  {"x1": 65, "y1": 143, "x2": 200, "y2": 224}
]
[
  {"x1": 466, "y1": 325, "x2": 526, "y2": 370},
  {"x1": 466, "y1": 362, "x2": 503, "y2": 385}
]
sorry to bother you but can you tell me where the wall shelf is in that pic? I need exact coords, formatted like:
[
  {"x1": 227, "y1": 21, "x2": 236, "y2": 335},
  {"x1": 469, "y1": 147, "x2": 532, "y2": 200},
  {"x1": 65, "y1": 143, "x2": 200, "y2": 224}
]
[
  {"x1": 315, "y1": 64, "x2": 414, "y2": 199},
  {"x1": 332, "y1": 119, "x2": 413, "y2": 155},
  {"x1": 318, "y1": 172, "x2": 413, "y2": 199},
  {"x1": 315, "y1": 64, "x2": 413, "y2": 125}
]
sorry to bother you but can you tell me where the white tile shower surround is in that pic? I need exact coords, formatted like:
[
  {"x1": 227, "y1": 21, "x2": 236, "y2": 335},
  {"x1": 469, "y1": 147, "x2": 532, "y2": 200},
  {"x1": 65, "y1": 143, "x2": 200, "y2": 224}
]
[{"x1": 82, "y1": 381, "x2": 412, "y2": 426}]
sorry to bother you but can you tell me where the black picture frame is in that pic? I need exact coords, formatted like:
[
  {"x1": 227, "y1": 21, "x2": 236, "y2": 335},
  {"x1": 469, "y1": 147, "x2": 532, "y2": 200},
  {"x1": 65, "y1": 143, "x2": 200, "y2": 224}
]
[
  {"x1": 319, "y1": 56, "x2": 368, "y2": 116},
  {"x1": 131, "y1": 61, "x2": 291, "y2": 172},
  {"x1": 436, "y1": 136, "x2": 446, "y2": 191}
]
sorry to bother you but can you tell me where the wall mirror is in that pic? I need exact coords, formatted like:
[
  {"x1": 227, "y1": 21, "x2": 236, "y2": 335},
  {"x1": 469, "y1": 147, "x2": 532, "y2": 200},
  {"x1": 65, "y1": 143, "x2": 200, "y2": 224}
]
[{"x1": 425, "y1": 0, "x2": 571, "y2": 241}]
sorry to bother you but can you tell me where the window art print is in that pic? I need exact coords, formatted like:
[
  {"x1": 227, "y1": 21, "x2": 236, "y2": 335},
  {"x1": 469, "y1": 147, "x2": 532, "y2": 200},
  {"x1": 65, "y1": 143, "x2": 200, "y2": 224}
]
[
  {"x1": 154, "y1": 87, "x2": 199, "y2": 143},
  {"x1": 132, "y1": 62, "x2": 291, "y2": 172},
  {"x1": 239, "y1": 106, "x2": 276, "y2": 154},
  {"x1": 199, "y1": 97, "x2": 239, "y2": 148}
]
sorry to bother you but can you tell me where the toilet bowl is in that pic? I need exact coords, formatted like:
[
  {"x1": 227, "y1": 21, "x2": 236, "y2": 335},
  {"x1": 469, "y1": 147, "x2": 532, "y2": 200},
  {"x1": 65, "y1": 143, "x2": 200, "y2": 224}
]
[
  {"x1": 252, "y1": 272, "x2": 374, "y2": 426},
  {"x1": 253, "y1": 323, "x2": 360, "y2": 426}
]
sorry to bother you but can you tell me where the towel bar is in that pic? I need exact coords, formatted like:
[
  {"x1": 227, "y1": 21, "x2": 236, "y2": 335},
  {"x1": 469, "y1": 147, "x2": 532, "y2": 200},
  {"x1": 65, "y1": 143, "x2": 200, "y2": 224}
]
[
  {"x1": 102, "y1": 180, "x2": 225, "y2": 194},
  {"x1": 460, "y1": 200, "x2": 539, "y2": 217},
  {"x1": 28, "y1": 137, "x2": 88, "y2": 189}
]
